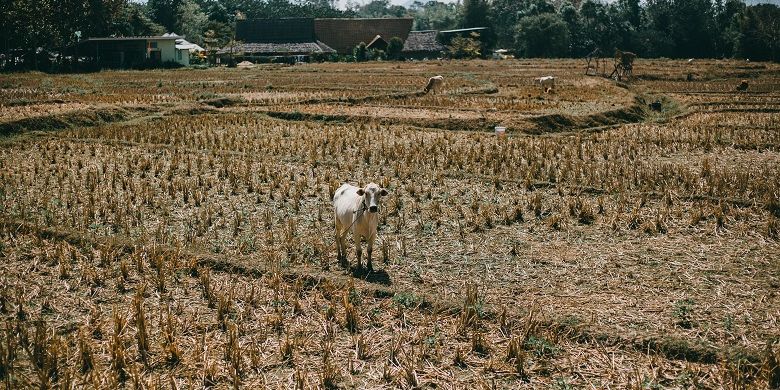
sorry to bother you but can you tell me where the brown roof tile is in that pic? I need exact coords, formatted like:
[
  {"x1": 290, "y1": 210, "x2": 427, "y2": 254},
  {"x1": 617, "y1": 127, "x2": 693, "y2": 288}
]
[
  {"x1": 402, "y1": 31, "x2": 445, "y2": 53},
  {"x1": 217, "y1": 42, "x2": 335, "y2": 55}
]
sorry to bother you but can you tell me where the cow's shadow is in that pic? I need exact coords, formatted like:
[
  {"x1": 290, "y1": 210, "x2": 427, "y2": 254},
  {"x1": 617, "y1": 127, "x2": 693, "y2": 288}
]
[{"x1": 349, "y1": 266, "x2": 391, "y2": 286}]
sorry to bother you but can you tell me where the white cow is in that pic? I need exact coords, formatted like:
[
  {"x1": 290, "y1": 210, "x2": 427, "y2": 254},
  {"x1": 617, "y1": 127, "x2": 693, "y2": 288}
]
[
  {"x1": 424, "y1": 75, "x2": 445, "y2": 94},
  {"x1": 534, "y1": 76, "x2": 556, "y2": 93},
  {"x1": 333, "y1": 183, "x2": 388, "y2": 271}
]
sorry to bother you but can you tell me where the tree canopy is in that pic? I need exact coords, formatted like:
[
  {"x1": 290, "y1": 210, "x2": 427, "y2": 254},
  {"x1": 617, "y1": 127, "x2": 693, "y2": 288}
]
[
  {"x1": 514, "y1": 13, "x2": 570, "y2": 58},
  {"x1": 2, "y1": 0, "x2": 779, "y2": 71}
]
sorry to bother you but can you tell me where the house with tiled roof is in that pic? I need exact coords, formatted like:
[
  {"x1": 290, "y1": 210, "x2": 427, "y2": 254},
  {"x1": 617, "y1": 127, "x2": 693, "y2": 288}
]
[
  {"x1": 229, "y1": 17, "x2": 414, "y2": 61},
  {"x1": 226, "y1": 18, "x2": 481, "y2": 62},
  {"x1": 226, "y1": 18, "x2": 335, "y2": 61}
]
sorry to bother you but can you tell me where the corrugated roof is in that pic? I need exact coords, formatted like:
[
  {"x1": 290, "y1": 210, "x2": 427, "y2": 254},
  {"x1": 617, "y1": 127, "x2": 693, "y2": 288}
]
[
  {"x1": 314, "y1": 18, "x2": 413, "y2": 54},
  {"x1": 217, "y1": 41, "x2": 335, "y2": 55},
  {"x1": 402, "y1": 31, "x2": 445, "y2": 53},
  {"x1": 175, "y1": 39, "x2": 205, "y2": 52},
  {"x1": 439, "y1": 27, "x2": 488, "y2": 34}
]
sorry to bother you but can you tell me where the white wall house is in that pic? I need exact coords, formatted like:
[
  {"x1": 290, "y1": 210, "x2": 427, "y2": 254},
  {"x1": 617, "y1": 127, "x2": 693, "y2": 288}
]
[{"x1": 79, "y1": 34, "x2": 190, "y2": 68}]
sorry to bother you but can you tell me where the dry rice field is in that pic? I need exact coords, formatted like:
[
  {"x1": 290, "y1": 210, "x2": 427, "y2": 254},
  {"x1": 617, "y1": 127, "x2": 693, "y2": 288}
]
[{"x1": 1, "y1": 59, "x2": 779, "y2": 389}]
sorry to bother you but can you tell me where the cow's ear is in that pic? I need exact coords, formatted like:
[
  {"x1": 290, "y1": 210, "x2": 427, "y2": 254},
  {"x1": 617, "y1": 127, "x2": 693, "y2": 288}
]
[
  {"x1": 356, "y1": 188, "x2": 365, "y2": 196},
  {"x1": 380, "y1": 188, "x2": 388, "y2": 196}
]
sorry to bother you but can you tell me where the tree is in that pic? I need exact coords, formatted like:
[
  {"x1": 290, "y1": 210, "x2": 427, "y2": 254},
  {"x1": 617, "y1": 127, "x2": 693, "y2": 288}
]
[
  {"x1": 116, "y1": 3, "x2": 166, "y2": 37},
  {"x1": 197, "y1": 0, "x2": 230, "y2": 23},
  {"x1": 641, "y1": 0, "x2": 674, "y2": 57},
  {"x1": 613, "y1": 0, "x2": 643, "y2": 53},
  {"x1": 737, "y1": 4, "x2": 780, "y2": 61},
  {"x1": 386, "y1": 36, "x2": 404, "y2": 60},
  {"x1": 300, "y1": 0, "x2": 351, "y2": 18},
  {"x1": 355, "y1": 0, "x2": 407, "y2": 18},
  {"x1": 353, "y1": 42, "x2": 368, "y2": 62},
  {"x1": 714, "y1": 0, "x2": 746, "y2": 57},
  {"x1": 618, "y1": 0, "x2": 642, "y2": 29},
  {"x1": 248, "y1": 0, "x2": 351, "y2": 19},
  {"x1": 514, "y1": 13, "x2": 570, "y2": 58},
  {"x1": 580, "y1": 0, "x2": 621, "y2": 55},
  {"x1": 202, "y1": 20, "x2": 232, "y2": 48},
  {"x1": 2, "y1": 0, "x2": 132, "y2": 70},
  {"x1": 446, "y1": 32, "x2": 481, "y2": 59},
  {"x1": 409, "y1": 1, "x2": 459, "y2": 31},
  {"x1": 670, "y1": 0, "x2": 717, "y2": 58},
  {"x1": 459, "y1": 0, "x2": 494, "y2": 53},
  {"x1": 87, "y1": 0, "x2": 127, "y2": 38},
  {"x1": 149, "y1": 0, "x2": 183, "y2": 32},
  {"x1": 559, "y1": 1, "x2": 584, "y2": 57},
  {"x1": 490, "y1": 0, "x2": 555, "y2": 48},
  {"x1": 643, "y1": 0, "x2": 716, "y2": 58},
  {"x1": 176, "y1": 0, "x2": 208, "y2": 43},
  {"x1": 460, "y1": 0, "x2": 489, "y2": 29}
]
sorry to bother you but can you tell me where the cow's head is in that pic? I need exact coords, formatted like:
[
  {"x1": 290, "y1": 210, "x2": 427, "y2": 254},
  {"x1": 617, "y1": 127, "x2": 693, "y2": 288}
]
[{"x1": 356, "y1": 183, "x2": 388, "y2": 213}]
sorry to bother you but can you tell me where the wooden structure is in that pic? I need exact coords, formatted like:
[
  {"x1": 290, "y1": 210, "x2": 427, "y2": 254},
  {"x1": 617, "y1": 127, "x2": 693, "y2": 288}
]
[
  {"x1": 609, "y1": 49, "x2": 636, "y2": 81},
  {"x1": 584, "y1": 47, "x2": 606, "y2": 76}
]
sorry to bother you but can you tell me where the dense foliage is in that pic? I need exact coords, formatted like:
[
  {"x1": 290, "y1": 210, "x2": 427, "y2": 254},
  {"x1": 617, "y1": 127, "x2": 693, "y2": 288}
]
[{"x1": 1, "y1": 0, "x2": 778, "y2": 71}]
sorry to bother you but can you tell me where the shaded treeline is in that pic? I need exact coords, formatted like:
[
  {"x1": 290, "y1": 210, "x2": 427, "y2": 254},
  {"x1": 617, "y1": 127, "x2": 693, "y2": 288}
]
[{"x1": 1, "y1": 0, "x2": 778, "y2": 71}]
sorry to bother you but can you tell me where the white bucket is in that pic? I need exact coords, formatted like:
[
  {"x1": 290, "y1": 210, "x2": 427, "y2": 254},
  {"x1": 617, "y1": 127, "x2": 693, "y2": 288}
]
[{"x1": 495, "y1": 126, "x2": 507, "y2": 137}]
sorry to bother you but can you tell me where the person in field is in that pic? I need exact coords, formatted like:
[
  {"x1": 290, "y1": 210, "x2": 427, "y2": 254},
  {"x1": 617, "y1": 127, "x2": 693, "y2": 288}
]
[{"x1": 333, "y1": 183, "x2": 388, "y2": 272}]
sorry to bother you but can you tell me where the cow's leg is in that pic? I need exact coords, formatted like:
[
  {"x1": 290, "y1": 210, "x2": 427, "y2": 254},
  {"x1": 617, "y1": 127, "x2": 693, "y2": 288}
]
[
  {"x1": 353, "y1": 231, "x2": 363, "y2": 269},
  {"x1": 366, "y1": 235, "x2": 375, "y2": 272},
  {"x1": 336, "y1": 219, "x2": 350, "y2": 268},
  {"x1": 334, "y1": 218, "x2": 343, "y2": 261},
  {"x1": 339, "y1": 231, "x2": 350, "y2": 268}
]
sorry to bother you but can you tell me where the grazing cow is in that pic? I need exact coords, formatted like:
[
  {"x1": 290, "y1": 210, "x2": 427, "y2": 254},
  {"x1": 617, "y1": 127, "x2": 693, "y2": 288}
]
[
  {"x1": 333, "y1": 183, "x2": 388, "y2": 271},
  {"x1": 737, "y1": 80, "x2": 749, "y2": 92},
  {"x1": 424, "y1": 75, "x2": 445, "y2": 94},
  {"x1": 534, "y1": 76, "x2": 556, "y2": 93}
]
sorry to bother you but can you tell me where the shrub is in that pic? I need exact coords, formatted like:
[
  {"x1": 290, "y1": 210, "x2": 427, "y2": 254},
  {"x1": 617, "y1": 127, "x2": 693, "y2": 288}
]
[
  {"x1": 447, "y1": 33, "x2": 482, "y2": 59},
  {"x1": 353, "y1": 42, "x2": 368, "y2": 62},
  {"x1": 387, "y1": 37, "x2": 404, "y2": 60}
]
